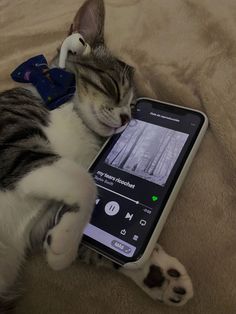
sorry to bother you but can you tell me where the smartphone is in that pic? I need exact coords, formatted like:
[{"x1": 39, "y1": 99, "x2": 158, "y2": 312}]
[{"x1": 82, "y1": 98, "x2": 208, "y2": 269}]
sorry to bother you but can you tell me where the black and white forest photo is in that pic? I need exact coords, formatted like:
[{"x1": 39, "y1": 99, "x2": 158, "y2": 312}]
[{"x1": 105, "y1": 120, "x2": 188, "y2": 186}]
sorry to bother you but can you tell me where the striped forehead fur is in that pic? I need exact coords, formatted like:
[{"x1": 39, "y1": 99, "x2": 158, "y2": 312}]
[{"x1": 65, "y1": 44, "x2": 134, "y2": 104}]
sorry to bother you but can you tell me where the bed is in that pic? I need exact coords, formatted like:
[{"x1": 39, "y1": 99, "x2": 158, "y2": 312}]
[{"x1": 0, "y1": 0, "x2": 235, "y2": 313}]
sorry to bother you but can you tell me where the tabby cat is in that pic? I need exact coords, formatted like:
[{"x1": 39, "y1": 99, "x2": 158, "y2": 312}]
[{"x1": 0, "y1": 0, "x2": 193, "y2": 311}]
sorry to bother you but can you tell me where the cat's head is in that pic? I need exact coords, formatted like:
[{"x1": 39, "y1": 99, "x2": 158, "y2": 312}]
[{"x1": 64, "y1": 0, "x2": 135, "y2": 137}]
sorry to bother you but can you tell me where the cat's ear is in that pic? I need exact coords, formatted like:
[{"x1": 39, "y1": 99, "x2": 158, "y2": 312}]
[{"x1": 69, "y1": 0, "x2": 105, "y2": 47}]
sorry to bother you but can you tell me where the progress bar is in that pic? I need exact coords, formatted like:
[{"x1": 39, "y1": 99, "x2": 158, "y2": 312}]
[
  {"x1": 96, "y1": 184, "x2": 139, "y2": 204},
  {"x1": 96, "y1": 184, "x2": 153, "y2": 210}
]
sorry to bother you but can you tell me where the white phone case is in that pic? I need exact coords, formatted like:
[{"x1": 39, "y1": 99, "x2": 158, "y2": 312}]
[{"x1": 85, "y1": 97, "x2": 208, "y2": 269}]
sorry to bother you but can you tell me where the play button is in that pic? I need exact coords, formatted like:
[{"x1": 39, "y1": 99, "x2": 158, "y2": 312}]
[{"x1": 104, "y1": 201, "x2": 120, "y2": 216}]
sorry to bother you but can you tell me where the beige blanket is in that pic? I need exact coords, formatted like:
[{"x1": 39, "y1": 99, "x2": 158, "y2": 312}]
[{"x1": 0, "y1": 0, "x2": 235, "y2": 313}]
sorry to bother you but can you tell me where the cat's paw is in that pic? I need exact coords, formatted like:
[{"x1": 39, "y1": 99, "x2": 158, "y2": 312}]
[
  {"x1": 121, "y1": 245, "x2": 193, "y2": 306},
  {"x1": 45, "y1": 244, "x2": 78, "y2": 271},
  {"x1": 41, "y1": 160, "x2": 97, "y2": 270},
  {"x1": 44, "y1": 208, "x2": 82, "y2": 270},
  {"x1": 142, "y1": 245, "x2": 193, "y2": 306}
]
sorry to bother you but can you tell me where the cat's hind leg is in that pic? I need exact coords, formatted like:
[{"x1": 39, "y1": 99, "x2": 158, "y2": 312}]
[
  {"x1": 120, "y1": 244, "x2": 193, "y2": 306},
  {"x1": 77, "y1": 244, "x2": 193, "y2": 306}
]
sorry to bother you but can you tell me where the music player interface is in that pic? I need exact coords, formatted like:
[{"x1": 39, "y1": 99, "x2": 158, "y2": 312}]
[{"x1": 83, "y1": 100, "x2": 203, "y2": 260}]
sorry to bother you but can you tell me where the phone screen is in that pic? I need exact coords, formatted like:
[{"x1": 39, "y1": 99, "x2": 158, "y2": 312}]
[{"x1": 83, "y1": 99, "x2": 205, "y2": 264}]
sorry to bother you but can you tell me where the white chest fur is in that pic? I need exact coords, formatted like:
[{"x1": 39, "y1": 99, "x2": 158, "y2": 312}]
[{"x1": 44, "y1": 102, "x2": 102, "y2": 168}]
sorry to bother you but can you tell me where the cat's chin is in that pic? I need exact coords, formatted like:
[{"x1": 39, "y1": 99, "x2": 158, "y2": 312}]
[
  {"x1": 94, "y1": 120, "x2": 116, "y2": 137},
  {"x1": 79, "y1": 104, "x2": 125, "y2": 137},
  {"x1": 95, "y1": 118, "x2": 128, "y2": 136},
  {"x1": 114, "y1": 124, "x2": 128, "y2": 134}
]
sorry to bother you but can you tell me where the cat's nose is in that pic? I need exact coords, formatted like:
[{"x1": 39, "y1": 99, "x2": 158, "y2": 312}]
[{"x1": 120, "y1": 114, "x2": 130, "y2": 126}]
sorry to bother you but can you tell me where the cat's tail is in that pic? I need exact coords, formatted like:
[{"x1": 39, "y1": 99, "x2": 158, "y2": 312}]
[{"x1": 0, "y1": 242, "x2": 25, "y2": 313}]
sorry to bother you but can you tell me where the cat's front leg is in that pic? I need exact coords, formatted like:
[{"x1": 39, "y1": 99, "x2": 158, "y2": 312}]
[{"x1": 18, "y1": 158, "x2": 97, "y2": 270}]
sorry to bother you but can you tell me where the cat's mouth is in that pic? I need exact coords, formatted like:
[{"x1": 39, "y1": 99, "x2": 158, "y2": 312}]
[
  {"x1": 91, "y1": 106, "x2": 121, "y2": 131},
  {"x1": 96, "y1": 117, "x2": 128, "y2": 135},
  {"x1": 96, "y1": 118, "x2": 119, "y2": 135},
  {"x1": 97, "y1": 119, "x2": 119, "y2": 129},
  {"x1": 89, "y1": 105, "x2": 129, "y2": 136}
]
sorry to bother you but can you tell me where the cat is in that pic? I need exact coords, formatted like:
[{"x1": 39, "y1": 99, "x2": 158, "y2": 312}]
[{"x1": 0, "y1": 0, "x2": 193, "y2": 312}]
